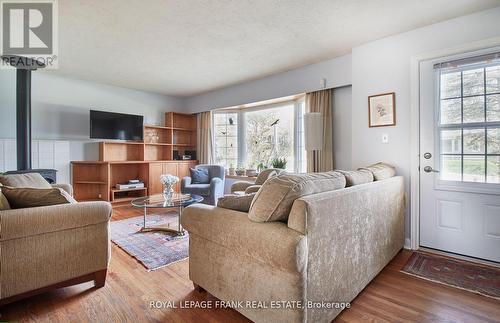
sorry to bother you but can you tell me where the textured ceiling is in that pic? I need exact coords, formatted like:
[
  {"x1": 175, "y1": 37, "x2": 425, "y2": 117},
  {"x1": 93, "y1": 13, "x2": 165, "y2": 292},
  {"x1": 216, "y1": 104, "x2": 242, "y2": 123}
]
[{"x1": 50, "y1": 0, "x2": 500, "y2": 97}]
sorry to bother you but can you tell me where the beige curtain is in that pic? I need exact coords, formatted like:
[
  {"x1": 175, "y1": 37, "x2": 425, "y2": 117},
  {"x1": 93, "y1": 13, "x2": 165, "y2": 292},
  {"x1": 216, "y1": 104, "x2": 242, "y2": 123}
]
[
  {"x1": 197, "y1": 111, "x2": 214, "y2": 164},
  {"x1": 306, "y1": 89, "x2": 333, "y2": 172}
]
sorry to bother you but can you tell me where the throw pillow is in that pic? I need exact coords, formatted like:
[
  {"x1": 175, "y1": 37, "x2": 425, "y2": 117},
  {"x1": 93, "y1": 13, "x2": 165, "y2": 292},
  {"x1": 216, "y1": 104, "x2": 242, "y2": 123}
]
[
  {"x1": 0, "y1": 185, "x2": 11, "y2": 210},
  {"x1": 217, "y1": 193, "x2": 257, "y2": 212},
  {"x1": 358, "y1": 162, "x2": 396, "y2": 181},
  {"x1": 336, "y1": 169, "x2": 374, "y2": 187},
  {"x1": 0, "y1": 173, "x2": 52, "y2": 189},
  {"x1": 2, "y1": 187, "x2": 76, "y2": 209},
  {"x1": 248, "y1": 171, "x2": 346, "y2": 223},
  {"x1": 190, "y1": 168, "x2": 210, "y2": 184}
]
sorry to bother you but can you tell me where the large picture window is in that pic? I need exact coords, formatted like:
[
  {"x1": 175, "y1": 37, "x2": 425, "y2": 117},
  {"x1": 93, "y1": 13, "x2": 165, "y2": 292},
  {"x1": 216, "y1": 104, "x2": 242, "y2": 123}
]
[
  {"x1": 213, "y1": 98, "x2": 306, "y2": 173},
  {"x1": 439, "y1": 60, "x2": 500, "y2": 183}
]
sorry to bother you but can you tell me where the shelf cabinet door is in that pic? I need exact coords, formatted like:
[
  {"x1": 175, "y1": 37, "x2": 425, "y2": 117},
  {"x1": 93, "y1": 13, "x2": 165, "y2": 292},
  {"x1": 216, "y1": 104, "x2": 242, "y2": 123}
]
[{"x1": 148, "y1": 163, "x2": 164, "y2": 195}]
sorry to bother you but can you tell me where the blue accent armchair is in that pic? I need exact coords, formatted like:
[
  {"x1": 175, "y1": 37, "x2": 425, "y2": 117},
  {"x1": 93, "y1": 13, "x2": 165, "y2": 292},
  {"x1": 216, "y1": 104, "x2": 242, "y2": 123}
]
[{"x1": 181, "y1": 164, "x2": 225, "y2": 205}]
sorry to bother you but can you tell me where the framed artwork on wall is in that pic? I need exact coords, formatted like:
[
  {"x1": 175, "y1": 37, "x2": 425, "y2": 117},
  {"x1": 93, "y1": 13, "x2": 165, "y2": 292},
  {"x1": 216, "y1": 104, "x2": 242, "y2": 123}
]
[{"x1": 368, "y1": 92, "x2": 396, "y2": 127}]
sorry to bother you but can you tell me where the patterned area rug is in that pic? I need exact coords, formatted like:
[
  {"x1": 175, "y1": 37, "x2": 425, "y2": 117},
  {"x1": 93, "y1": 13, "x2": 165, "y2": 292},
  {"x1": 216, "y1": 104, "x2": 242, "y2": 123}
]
[
  {"x1": 401, "y1": 251, "x2": 500, "y2": 300},
  {"x1": 110, "y1": 212, "x2": 189, "y2": 271}
]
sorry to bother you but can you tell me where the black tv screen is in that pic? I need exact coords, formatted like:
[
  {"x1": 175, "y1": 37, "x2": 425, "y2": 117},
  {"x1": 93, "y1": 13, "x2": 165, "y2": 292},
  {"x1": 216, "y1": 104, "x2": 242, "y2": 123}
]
[{"x1": 90, "y1": 110, "x2": 144, "y2": 141}]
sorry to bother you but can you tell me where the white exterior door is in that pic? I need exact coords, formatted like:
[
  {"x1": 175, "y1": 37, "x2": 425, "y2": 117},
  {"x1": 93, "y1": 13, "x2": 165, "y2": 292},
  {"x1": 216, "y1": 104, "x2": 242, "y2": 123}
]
[{"x1": 419, "y1": 51, "x2": 500, "y2": 263}]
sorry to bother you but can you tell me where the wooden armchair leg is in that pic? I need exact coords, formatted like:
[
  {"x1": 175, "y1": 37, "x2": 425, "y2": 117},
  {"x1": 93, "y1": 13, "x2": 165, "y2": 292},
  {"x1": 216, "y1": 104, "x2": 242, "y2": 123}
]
[
  {"x1": 193, "y1": 283, "x2": 205, "y2": 292},
  {"x1": 94, "y1": 269, "x2": 107, "y2": 288}
]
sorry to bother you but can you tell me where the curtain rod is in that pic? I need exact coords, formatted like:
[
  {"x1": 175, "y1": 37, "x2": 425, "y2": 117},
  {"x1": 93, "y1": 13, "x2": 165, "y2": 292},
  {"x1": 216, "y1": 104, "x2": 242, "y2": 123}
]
[{"x1": 434, "y1": 51, "x2": 500, "y2": 70}]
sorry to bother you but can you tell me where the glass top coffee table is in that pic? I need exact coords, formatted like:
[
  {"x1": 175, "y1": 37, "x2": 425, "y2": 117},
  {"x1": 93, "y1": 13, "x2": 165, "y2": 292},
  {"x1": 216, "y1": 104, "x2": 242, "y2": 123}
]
[{"x1": 131, "y1": 193, "x2": 203, "y2": 235}]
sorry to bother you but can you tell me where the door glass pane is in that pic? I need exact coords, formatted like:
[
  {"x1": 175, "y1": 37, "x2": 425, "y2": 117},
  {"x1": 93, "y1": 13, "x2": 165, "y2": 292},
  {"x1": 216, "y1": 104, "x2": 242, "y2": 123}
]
[
  {"x1": 487, "y1": 128, "x2": 500, "y2": 154},
  {"x1": 441, "y1": 72, "x2": 461, "y2": 99},
  {"x1": 463, "y1": 128, "x2": 485, "y2": 154},
  {"x1": 463, "y1": 96, "x2": 484, "y2": 123},
  {"x1": 440, "y1": 98, "x2": 461, "y2": 124},
  {"x1": 486, "y1": 94, "x2": 500, "y2": 122},
  {"x1": 437, "y1": 61, "x2": 500, "y2": 185},
  {"x1": 486, "y1": 65, "x2": 500, "y2": 94},
  {"x1": 441, "y1": 155, "x2": 461, "y2": 181},
  {"x1": 487, "y1": 156, "x2": 500, "y2": 183},
  {"x1": 463, "y1": 68, "x2": 484, "y2": 96},
  {"x1": 440, "y1": 130, "x2": 462, "y2": 154},
  {"x1": 463, "y1": 155, "x2": 485, "y2": 182}
]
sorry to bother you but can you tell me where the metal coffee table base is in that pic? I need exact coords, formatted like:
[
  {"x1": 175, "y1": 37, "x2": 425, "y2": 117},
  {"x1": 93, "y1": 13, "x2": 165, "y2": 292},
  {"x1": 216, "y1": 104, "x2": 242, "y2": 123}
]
[{"x1": 139, "y1": 205, "x2": 185, "y2": 235}]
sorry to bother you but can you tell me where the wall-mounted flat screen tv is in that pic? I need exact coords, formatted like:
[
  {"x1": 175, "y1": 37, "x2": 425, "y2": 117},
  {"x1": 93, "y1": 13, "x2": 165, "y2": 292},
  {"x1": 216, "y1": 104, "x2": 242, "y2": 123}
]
[{"x1": 90, "y1": 110, "x2": 144, "y2": 141}]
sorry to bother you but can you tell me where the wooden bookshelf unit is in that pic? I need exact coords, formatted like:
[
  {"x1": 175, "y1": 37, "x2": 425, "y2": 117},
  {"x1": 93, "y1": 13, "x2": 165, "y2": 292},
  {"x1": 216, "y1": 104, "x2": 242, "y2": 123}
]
[{"x1": 72, "y1": 112, "x2": 198, "y2": 204}]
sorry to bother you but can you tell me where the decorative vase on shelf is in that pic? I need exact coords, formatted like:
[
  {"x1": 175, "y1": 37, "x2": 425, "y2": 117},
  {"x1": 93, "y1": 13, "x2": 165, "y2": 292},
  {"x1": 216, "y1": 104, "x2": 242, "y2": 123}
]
[{"x1": 160, "y1": 174, "x2": 179, "y2": 203}]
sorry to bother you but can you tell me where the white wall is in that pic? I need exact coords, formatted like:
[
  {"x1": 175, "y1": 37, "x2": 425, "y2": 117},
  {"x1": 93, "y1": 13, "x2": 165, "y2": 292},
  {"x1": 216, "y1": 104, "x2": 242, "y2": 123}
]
[
  {"x1": 0, "y1": 71, "x2": 183, "y2": 163},
  {"x1": 333, "y1": 86, "x2": 352, "y2": 170},
  {"x1": 185, "y1": 54, "x2": 352, "y2": 113},
  {"x1": 351, "y1": 6, "x2": 500, "y2": 239},
  {"x1": 0, "y1": 139, "x2": 71, "y2": 184}
]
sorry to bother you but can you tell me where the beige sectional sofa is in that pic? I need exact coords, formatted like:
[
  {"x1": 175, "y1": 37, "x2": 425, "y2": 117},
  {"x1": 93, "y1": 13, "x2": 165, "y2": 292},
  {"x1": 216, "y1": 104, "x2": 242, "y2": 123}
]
[{"x1": 181, "y1": 166, "x2": 405, "y2": 323}]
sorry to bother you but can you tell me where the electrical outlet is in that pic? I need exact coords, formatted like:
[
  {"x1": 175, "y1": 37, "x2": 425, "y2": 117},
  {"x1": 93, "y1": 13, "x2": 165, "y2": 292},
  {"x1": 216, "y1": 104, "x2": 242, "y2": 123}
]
[
  {"x1": 320, "y1": 78, "x2": 326, "y2": 88},
  {"x1": 382, "y1": 133, "x2": 389, "y2": 144}
]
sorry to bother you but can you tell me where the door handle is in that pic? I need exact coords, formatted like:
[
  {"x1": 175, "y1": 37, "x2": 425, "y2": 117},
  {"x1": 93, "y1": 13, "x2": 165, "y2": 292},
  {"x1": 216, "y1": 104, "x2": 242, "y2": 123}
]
[{"x1": 423, "y1": 166, "x2": 439, "y2": 173}]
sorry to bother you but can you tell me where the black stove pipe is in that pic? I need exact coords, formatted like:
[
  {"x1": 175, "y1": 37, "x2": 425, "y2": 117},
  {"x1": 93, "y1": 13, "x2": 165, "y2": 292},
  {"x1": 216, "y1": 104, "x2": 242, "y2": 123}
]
[
  {"x1": 16, "y1": 69, "x2": 32, "y2": 170},
  {"x1": 1, "y1": 55, "x2": 45, "y2": 171}
]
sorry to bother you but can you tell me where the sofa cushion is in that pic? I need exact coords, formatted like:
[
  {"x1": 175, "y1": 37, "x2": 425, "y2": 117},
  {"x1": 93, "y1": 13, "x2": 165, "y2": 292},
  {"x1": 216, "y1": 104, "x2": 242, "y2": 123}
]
[
  {"x1": 181, "y1": 204, "x2": 307, "y2": 273},
  {"x1": 358, "y1": 162, "x2": 396, "y2": 181},
  {"x1": 218, "y1": 193, "x2": 256, "y2": 212},
  {"x1": 248, "y1": 171, "x2": 346, "y2": 222},
  {"x1": 0, "y1": 186, "x2": 11, "y2": 210},
  {"x1": 336, "y1": 169, "x2": 374, "y2": 187},
  {"x1": 184, "y1": 183, "x2": 211, "y2": 196},
  {"x1": 0, "y1": 173, "x2": 52, "y2": 189},
  {"x1": 2, "y1": 187, "x2": 76, "y2": 209},
  {"x1": 190, "y1": 167, "x2": 210, "y2": 184},
  {"x1": 255, "y1": 168, "x2": 282, "y2": 185}
]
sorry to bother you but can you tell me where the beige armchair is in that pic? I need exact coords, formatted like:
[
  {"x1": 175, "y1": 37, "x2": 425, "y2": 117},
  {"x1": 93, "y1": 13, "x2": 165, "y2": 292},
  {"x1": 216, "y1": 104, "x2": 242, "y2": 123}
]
[
  {"x1": 0, "y1": 174, "x2": 111, "y2": 305},
  {"x1": 230, "y1": 168, "x2": 284, "y2": 194}
]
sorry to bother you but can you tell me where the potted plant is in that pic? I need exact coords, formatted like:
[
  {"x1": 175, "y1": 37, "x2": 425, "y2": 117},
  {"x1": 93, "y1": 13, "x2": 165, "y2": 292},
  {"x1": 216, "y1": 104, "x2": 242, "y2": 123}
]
[
  {"x1": 271, "y1": 157, "x2": 287, "y2": 170},
  {"x1": 235, "y1": 165, "x2": 246, "y2": 176},
  {"x1": 246, "y1": 164, "x2": 257, "y2": 177},
  {"x1": 257, "y1": 162, "x2": 268, "y2": 173}
]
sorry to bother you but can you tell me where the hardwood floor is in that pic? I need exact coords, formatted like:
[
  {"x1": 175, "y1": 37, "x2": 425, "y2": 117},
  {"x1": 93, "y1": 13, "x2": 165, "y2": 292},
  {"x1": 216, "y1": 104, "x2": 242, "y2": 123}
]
[{"x1": 1, "y1": 205, "x2": 499, "y2": 322}]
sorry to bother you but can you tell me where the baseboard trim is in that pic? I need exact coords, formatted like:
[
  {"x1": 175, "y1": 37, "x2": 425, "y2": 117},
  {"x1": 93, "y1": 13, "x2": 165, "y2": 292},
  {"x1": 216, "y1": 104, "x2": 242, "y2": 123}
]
[{"x1": 404, "y1": 238, "x2": 412, "y2": 250}]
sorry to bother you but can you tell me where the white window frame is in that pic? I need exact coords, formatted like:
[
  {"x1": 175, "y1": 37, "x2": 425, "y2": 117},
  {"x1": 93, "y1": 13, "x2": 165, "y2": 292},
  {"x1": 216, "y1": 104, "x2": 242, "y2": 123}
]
[
  {"x1": 212, "y1": 112, "x2": 239, "y2": 168},
  {"x1": 434, "y1": 55, "x2": 500, "y2": 195},
  {"x1": 213, "y1": 97, "x2": 306, "y2": 173}
]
